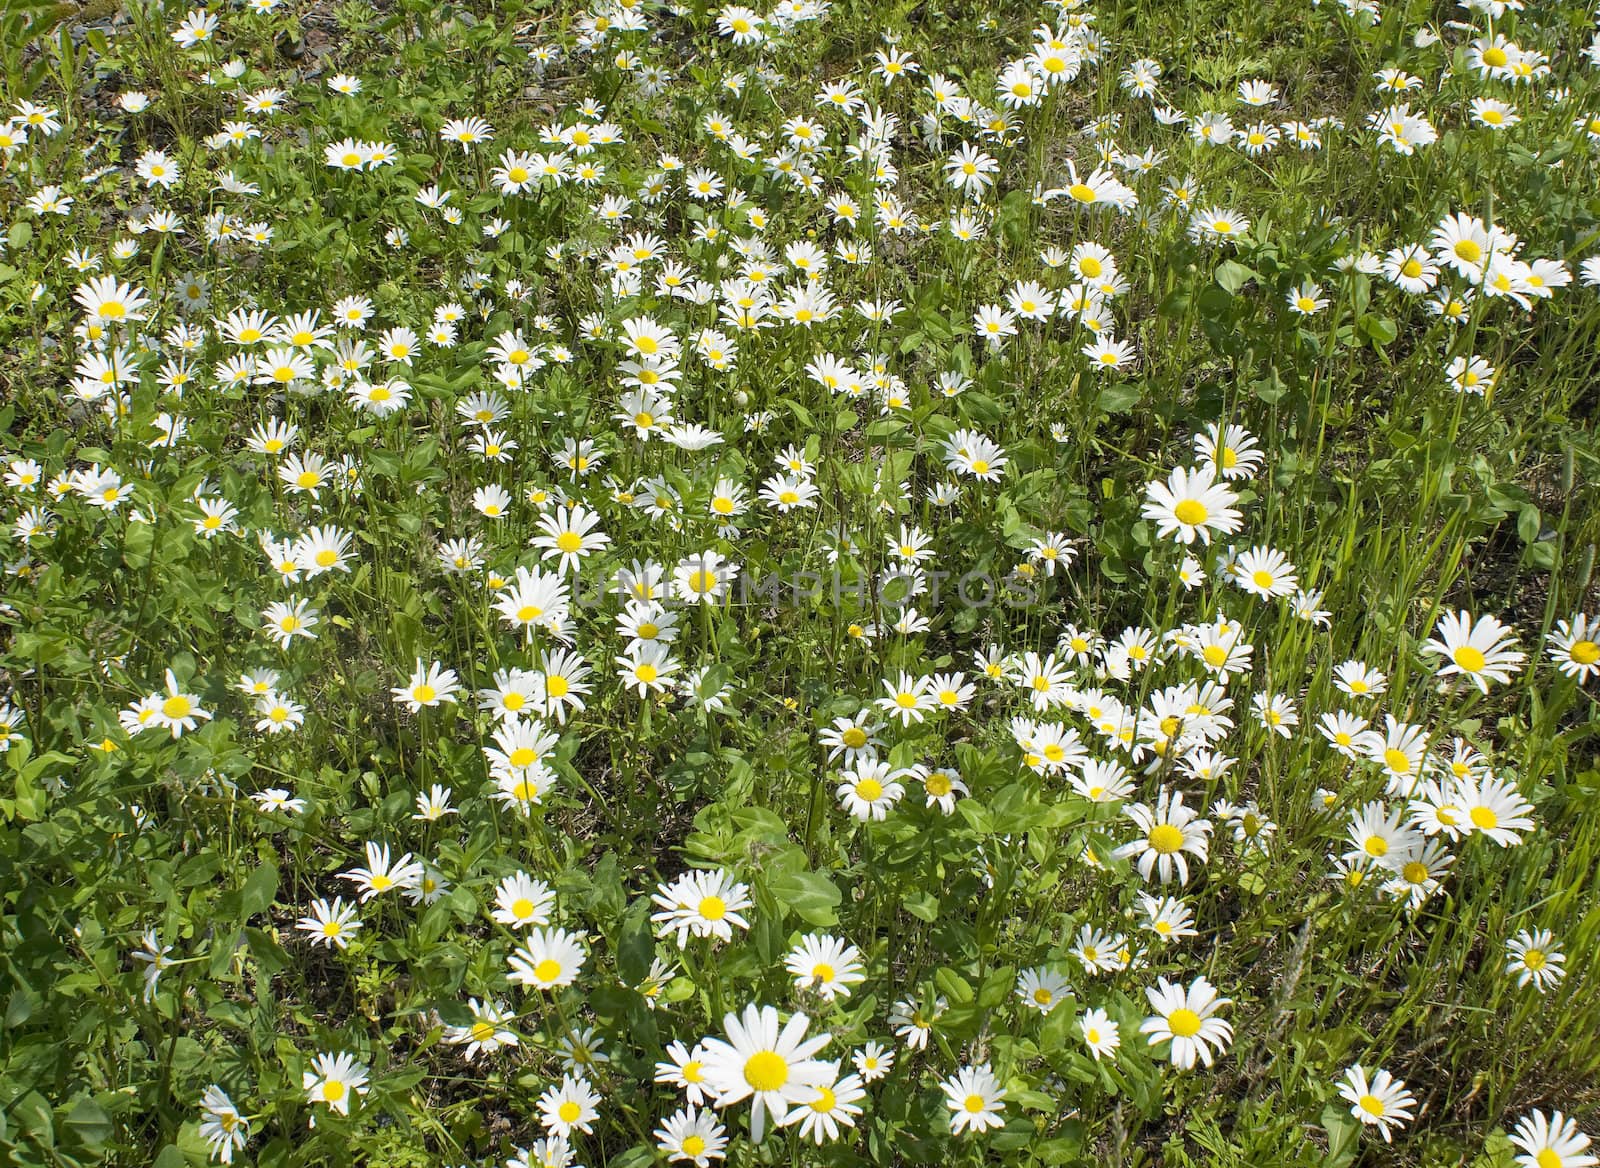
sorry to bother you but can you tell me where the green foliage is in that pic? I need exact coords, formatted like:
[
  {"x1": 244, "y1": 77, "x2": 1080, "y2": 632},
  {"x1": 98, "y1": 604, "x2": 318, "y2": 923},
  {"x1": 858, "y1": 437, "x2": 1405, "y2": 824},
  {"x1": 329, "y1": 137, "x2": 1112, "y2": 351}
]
[{"x1": 2, "y1": 0, "x2": 1600, "y2": 1166}]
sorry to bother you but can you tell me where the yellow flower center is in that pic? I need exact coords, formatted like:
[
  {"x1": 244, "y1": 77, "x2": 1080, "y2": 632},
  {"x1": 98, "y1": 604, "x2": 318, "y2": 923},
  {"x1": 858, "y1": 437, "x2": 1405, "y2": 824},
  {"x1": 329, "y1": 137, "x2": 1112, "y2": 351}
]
[
  {"x1": 1149, "y1": 824, "x2": 1185, "y2": 854},
  {"x1": 1453, "y1": 646, "x2": 1487, "y2": 673},
  {"x1": 1470, "y1": 806, "x2": 1499, "y2": 829},
  {"x1": 533, "y1": 958, "x2": 562, "y2": 982},
  {"x1": 162, "y1": 696, "x2": 192, "y2": 719},
  {"x1": 855, "y1": 778, "x2": 885, "y2": 801},
  {"x1": 1173, "y1": 499, "x2": 1208, "y2": 526},
  {"x1": 1571, "y1": 640, "x2": 1600, "y2": 665},
  {"x1": 558, "y1": 1101, "x2": 581, "y2": 1123},
  {"x1": 322, "y1": 1081, "x2": 346, "y2": 1102},
  {"x1": 743, "y1": 1051, "x2": 788, "y2": 1092},
  {"x1": 413, "y1": 684, "x2": 437, "y2": 703},
  {"x1": 698, "y1": 895, "x2": 726, "y2": 921},
  {"x1": 1167, "y1": 1008, "x2": 1202, "y2": 1037}
]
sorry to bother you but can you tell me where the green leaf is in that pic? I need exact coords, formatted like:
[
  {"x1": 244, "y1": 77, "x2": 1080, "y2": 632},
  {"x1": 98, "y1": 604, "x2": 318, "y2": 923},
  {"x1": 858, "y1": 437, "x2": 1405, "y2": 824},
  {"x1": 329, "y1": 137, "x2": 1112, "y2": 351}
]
[
  {"x1": 239, "y1": 862, "x2": 279, "y2": 919},
  {"x1": 765, "y1": 869, "x2": 841, "y2": 925},
  {"x1": 1320, "y1": 1100, "x2": 1360, "y2": 1168},
  {"x1": 902, "y1": 891, "x2": 939, "y2": 922},
  {"x1": 1252, "y1": 370, "x2": 1289, "y2": 404},
  {"x1": 780, "y1": 397, "x2": 815, "y2": 428},
  {"x1": 1516, "y1": 504, "x2": 1541, "y2": 545},
  {"x1": 1196, "y1": 285, "x2": 1235, "y2": 320},
  {"x1": 615, "y1": 902, "x2": 656, "y2": 986},
  {"x1": 920, "y1": 310, "x2": 954, "y2": 341},
  {"x1": 243, "y1": 927, "x2": 293, "y2": 975},
  {"x1": 1097, "y1": 383, "x2": 1141, "y2": 413},
  {"x1": 63, "y1": 1098, "x2": 112, "y2": 1147},
  {"x1": 933, "y1": 966, "x2": 974, "y2": 1003},
  {"x1": 608, "y1": 1145, "x2": 655, "y2": 1168},
  {"x1": 1037, "y1": 1127, "x2": 1086, "y2": 1163},
  {"x1": 5, "y1": 988, "x2": 36, "y2": 1028},
  {"x1": 122, "y1": 522, "x2": 155, "y2": 568},
  {"x1": 12, "y1": 769, "x2": 46, "y2": 821},
  {"x1": 1214, "y1": 260, "x2": 1258, "y2": 294},
  {"x1": 1359, "y1": 314, "x2": 1398, "y2": 345}
]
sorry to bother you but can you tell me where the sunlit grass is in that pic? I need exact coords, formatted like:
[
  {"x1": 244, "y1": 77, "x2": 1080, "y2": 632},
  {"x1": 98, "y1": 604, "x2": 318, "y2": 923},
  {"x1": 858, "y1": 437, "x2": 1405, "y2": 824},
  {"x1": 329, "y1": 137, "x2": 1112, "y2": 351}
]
[{"x1": 2, "y1": 0, "x2": 1599, "y2": 1165}]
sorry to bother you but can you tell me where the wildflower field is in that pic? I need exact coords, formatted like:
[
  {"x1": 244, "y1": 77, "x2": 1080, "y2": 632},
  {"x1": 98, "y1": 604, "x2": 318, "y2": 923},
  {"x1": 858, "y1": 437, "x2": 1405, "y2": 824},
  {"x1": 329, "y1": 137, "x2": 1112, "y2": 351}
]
[{"x1": 5, "y1": 0, "x2": 1600, "y2": 1163}]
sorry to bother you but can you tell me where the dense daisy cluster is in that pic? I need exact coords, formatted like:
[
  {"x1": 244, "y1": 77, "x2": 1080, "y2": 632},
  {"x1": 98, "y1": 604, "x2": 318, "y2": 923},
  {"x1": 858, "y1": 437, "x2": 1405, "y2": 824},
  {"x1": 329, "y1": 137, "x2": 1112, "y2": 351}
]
[{"x1": 3, "y1": 0, "x2": 1599, "y2": 1163}]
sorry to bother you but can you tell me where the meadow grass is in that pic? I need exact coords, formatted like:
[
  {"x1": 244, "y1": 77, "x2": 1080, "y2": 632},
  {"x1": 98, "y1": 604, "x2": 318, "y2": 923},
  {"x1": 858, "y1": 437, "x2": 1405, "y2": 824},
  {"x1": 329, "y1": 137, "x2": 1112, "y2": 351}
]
[{"x1": 2, "y1": 0, "x2": 1600, "y2": 1165}]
